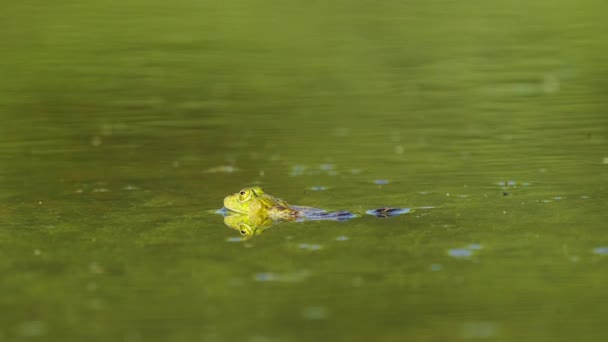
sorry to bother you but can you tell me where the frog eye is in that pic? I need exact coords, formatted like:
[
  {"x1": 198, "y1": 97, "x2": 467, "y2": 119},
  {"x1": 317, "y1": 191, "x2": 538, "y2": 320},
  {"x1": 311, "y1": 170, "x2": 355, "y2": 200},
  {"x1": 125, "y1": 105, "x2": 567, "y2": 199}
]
[
  {"x1": 238, "y1": 189, "x2": 252, "y2": 202},
  {"x1": 238, "y1": 224, "x2": 252, "y2": 237}
]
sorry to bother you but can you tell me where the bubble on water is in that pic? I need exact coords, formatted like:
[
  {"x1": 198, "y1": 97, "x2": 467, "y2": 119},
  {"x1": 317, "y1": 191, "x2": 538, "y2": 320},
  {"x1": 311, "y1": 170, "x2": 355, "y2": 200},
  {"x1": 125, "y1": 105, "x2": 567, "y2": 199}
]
[
  {"x1": 448, "y1": 249, "x2": 473, "y2": 259},
  {"x1": 17, "y1": 321, "x2": 47, "y2": 337},
  {"x1": 592, "y1": 247, "x2": 608, "y2": 255},
  {"x1": 373, "y1": 179, "x2": 390, "y2": 185},
  {"x1": 302, "y1": 306, "x2": 328, "y2": 320},
  {"x1": 335, "y1": 235, "x2": 349, "y2": 241}
]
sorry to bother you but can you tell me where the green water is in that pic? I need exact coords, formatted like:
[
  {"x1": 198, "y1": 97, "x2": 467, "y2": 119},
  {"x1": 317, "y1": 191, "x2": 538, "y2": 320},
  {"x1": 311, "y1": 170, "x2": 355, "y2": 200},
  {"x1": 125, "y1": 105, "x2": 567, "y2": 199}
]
[{"x1": 1, "y1": 1, "x2": 608, "y2": 341}]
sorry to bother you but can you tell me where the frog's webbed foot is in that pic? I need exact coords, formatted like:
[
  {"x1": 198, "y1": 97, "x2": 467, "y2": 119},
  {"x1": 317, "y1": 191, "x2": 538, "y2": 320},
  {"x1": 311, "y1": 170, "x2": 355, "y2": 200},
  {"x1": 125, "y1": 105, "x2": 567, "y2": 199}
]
[{"x1": 366, "y1": 207, "x2": 412, "y2": 218}]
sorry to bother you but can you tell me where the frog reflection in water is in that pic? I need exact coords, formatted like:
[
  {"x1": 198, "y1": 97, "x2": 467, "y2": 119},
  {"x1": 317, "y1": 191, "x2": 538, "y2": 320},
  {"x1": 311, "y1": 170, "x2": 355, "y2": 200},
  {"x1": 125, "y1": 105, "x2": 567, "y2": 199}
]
[{"x1": 222, "y1": 186, "x2": 414, "y2": 238}]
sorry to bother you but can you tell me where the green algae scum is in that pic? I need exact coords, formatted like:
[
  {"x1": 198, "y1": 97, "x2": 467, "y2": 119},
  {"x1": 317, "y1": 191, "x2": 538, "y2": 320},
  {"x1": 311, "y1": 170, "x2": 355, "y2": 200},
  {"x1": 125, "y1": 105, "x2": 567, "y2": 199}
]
[{"x1": 1, "y1": 0, "x2": 608, "y2": 341}]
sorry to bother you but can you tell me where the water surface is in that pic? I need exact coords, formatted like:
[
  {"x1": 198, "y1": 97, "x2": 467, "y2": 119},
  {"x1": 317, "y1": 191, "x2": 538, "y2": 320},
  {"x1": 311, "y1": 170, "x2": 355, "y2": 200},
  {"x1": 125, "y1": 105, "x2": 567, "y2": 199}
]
[{"x1": 1, "y1": 0, "x2": 607, "y2": 341}]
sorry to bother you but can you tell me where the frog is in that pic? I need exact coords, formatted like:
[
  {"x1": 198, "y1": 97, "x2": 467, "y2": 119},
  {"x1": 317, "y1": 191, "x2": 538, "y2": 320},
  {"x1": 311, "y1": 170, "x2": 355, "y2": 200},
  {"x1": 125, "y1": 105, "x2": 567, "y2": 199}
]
[
  {"x1": 223, "y1": 211, "x2": 275, "y2": 238},
  {"x1": 223, "y1": 186, "x2": 301, "y2": 221},
  {"x1": 224, "y1": 186, "x2": 413, "y2": 221},
  {"x1": 221, "y1": 186, "x2": 419, "y2": 238}
]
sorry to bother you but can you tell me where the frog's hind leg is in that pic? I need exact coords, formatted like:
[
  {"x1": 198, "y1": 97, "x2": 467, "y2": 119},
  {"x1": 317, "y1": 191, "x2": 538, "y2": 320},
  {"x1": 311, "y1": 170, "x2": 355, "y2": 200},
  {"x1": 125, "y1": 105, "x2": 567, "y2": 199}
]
[{"x1": 268, "y1": 205, "x2": 301, "y2": 221}]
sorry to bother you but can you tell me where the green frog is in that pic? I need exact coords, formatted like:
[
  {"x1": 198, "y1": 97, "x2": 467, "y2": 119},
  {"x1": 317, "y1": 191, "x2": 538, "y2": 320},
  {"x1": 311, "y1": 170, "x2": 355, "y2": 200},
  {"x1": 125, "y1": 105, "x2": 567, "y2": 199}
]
[{"x1": 224, "y1": 186, "x2": 411, "y2": 228}]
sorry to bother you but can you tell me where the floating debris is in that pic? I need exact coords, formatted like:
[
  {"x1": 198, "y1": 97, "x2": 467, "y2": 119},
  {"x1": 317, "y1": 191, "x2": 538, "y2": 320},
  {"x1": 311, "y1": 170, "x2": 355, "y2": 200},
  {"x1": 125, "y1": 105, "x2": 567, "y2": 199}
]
[
  {"x1": 448, "y1": 244, "x2": 483, "y2": 259},
  {"x1": 448, "y1": 248, "x2": 474, "y2": 259},
  {"x1": 254, "y1": 270, "x2": 310, "y2": 282},
  {"x1": 366, "y1": 207, "x2": 411, "y2": 218},
  {"x1": 290, "y1": 165, "x2": 307, "y2": 176},
  {"x1": 92, "y1": 188, "x2": 109, "y2": 193},
  {"x1": 593, "y1": 247, "x2": 608, "y2": 255},
  {"x1": 467, "y1": 244, "x2": 483, "y2": 250},
  {"x1": 298, "y1": 243, "x2": 322, "y2": 251},
  {"x1": 373, "y1": 179, "x2": 390, "y2": 185},
  {"x1": 205, "y1": 165, "x2": 239, "y2": 173}
]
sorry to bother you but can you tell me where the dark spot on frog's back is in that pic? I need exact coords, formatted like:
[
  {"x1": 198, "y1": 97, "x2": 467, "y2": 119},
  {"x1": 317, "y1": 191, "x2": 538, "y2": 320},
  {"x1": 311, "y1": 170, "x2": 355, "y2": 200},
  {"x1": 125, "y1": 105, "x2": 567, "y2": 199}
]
[{"x1": 366, "y1": 207, "x2": 411, "y2": 218}]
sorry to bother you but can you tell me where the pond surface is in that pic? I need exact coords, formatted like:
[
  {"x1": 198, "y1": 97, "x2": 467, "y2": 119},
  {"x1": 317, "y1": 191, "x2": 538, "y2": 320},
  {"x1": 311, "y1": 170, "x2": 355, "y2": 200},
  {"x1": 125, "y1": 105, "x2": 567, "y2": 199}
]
[{"x1": 1, "y1": 1, "x2": 607, "y2": 341}]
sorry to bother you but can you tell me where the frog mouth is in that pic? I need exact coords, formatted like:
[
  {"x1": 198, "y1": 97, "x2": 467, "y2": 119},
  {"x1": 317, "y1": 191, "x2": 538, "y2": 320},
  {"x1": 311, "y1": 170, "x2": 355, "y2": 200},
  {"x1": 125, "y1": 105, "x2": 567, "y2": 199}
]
[
  {"x1": 223, "y1": 199, "x2": 248, "y2": 215},
  {"x1": 224, "y1": 206, "x2": 247, "y2": 214}
]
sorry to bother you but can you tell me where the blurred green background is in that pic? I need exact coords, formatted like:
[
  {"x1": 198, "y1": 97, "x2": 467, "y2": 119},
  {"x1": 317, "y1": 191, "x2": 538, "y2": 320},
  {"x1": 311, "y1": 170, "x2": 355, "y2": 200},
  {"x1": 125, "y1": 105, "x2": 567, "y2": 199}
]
[{"x1": 1, "y1": 1, "x2": 607, "y2": 341}]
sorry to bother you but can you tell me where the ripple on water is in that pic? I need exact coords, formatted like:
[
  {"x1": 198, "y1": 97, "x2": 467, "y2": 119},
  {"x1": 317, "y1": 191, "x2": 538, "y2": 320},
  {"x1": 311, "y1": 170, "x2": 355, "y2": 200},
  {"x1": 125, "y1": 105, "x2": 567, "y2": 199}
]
[
  {"x1": 448, "y1": 244, "x2": 483, "y2": 259},
  {"x1": 298, "y1": 243, "x2": 322, "y2": 251},
  {"x1": 254, "y1": 271, "x2": 310, "y2": 283},
  {"x1": 448, "y1": 249, "x2": 473, "y2": 259},
  {"x1": 430, "y1": 264, "x2": 443, "y2": 271},
  {"x1": 593, "y1": 247, "x2": 608, "y2": 255},
  {"x1": 366, "y1": 207, "x2": 411, "y2": 217}
]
